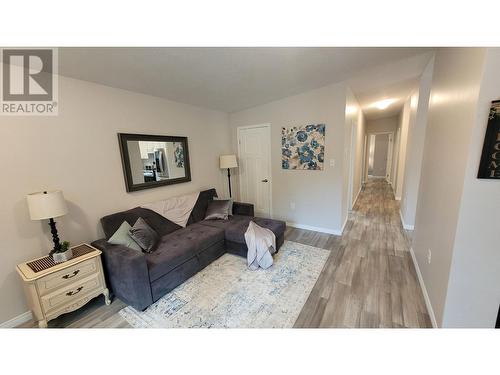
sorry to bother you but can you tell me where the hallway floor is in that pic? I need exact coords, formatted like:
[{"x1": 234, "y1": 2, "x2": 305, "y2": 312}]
[{"x1": 293, "y1": 178, "x2": 432, "y2": 327}]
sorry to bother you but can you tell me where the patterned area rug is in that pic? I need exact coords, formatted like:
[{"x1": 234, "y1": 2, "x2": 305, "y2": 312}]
[{"x1": 119, "y1": 241, "x2": 329, "y2": 328}]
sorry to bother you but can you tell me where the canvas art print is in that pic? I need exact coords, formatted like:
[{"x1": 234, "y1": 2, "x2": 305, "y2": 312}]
[
  {"x1": 282, "y1": 124, "x2": 325, "y2": 170},
  {"x1": 174, "y1": 142, "x2": 184, "y2": 168}
]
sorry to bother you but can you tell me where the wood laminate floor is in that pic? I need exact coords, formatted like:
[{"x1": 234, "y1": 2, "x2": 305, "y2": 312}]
[{"x1": 18, "y1": 178, "x2": 431, "y2": 328}]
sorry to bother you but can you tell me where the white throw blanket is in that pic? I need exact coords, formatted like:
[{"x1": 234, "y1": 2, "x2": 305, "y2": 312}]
[
  {"x1": 245, "y1": 221, "x2": 276, "y2": 270},
  {"x1": 142, "y1": 191, "x2": 200, "y2": 227}
]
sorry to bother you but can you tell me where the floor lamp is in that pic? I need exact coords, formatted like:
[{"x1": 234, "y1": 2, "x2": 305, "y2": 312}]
[{"x1": 220, "y1": 154, "x2": 238, "y2": 198}]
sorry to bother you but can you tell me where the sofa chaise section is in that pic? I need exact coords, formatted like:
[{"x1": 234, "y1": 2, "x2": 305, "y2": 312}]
[{"x1": 91, "y1": 189, "x2": 286, "y2": 311}]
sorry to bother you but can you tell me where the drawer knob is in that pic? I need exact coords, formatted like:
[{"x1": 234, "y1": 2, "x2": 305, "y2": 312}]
[
  {"x1": 66, "y1": 286, "x2": 83, "y2": 296},
  {"x1": 62, "y1": 270, "x2": 80, "y2": 279}
]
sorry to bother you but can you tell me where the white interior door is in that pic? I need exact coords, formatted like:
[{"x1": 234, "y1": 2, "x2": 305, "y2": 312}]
[{"x1": 238, "y1": 124, "x2": 272, "y2": 217}]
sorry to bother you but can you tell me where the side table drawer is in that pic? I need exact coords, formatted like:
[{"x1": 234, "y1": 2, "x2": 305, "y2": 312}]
[
  {"x1": 40, "y1": 273, "x2": 103, "y2": 314},
  {"x1": 36, "y1": 257, "x2": 98, "y2": 295}
]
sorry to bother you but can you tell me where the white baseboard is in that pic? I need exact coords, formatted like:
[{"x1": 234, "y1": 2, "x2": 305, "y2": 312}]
[
  {"x1": 399, "y1": 209, "x2": 415, "y2": 230},
  {"x1": 0, "y1": 311, "x2": 32, "y2": 328},
  {"x1": 287, "y1": 222, "x2": 344, "y2": 236},
  {"x1": 409, "y1": 247, "x2": 438, "y2": 328}
]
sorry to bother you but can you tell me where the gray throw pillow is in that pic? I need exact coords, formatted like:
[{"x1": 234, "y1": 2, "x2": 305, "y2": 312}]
[
  {"x1": 204, "y1": 200, "x2": 231, "y2": 220},
  {"x1": 108, "y1": 221, "x2": 142, "y2": 251},
  {"x1": 129, "y1": 217, "x2": 159, "y2": 253},
  {"x1": 215, "y1": 197, "x2": 233, "y2": 216}
]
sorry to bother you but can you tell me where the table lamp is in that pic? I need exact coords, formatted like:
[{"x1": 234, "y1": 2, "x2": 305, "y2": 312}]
[{"x1": 27, "y1": 190, "x2": 68, "y2": 255}]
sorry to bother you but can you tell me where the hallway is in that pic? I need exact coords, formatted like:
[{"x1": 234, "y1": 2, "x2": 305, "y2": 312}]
[{"x1": 294, "y1": 178, "x2": 432, "y2": 328}]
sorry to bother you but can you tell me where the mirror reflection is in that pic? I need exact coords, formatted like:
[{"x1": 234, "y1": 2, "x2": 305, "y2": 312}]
[{"x1": 127, "y1": 140, "x2": 187, "y2": 184}]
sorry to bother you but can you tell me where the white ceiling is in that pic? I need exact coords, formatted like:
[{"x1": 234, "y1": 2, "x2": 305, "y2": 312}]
[
  {"x1": 58, "y1": 48, "x2": 433, "y2": 114},
  {"x1": 348, "y1": 52, "x2": 432, "y2": 119},
  {"x1": 354, "y1": 78, "x2": 419, "y2": 120}
]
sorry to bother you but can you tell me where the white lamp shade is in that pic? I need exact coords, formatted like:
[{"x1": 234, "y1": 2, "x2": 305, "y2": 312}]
[
  {"x1": 220, "y1": 154, "x2": 238, "y2": 169},
  {"x1": 27, "y1": 190, "x2": 68, "y2": 220}
]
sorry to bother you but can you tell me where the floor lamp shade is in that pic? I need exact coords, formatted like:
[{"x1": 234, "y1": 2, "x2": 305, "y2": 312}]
[
  {"x1": 27, "y1": 190, "x2": 68, "y2": 220},
  {"x1": 220, "y1": 154, "x2": 238, "y2": 169}
]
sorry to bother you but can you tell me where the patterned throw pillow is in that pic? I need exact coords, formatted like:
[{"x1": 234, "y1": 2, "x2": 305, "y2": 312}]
[{"x1": 129, "y1": 217, "x2": 159, "y2": 253}]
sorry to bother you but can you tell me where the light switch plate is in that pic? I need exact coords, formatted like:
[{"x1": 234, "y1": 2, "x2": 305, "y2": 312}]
[{"x1": 329, "y1": 159, "x2": 335, "y2": 167}]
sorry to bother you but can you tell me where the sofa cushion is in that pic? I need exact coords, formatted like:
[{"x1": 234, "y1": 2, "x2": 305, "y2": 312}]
[
  {"x1": 200, "y1": 215, "x2": 252, "y2": 243},
  {"x1": 200, "y1": 215, "x2": 286, "y2": 245},
  {"x1": 187, "y1": 188, "x2": 218, "y2": 224},
  {"x1": 253, "y1": 218, "x2": 286, "y2": 239},
  {"x1": 146, "y1": 223, "x2": 224, "y2": 282},
  {"x1": 101, "y1": 207, "x2": 181, "y2": 239}
]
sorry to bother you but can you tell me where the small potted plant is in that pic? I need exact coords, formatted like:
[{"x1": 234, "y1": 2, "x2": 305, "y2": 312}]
[{"x1": 52, "y1": 241, "x2": 72, "y2": 263}]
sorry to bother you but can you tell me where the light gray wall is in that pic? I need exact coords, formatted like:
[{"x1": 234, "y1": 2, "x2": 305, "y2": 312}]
[
  {"x1": 229, "y1": 83, "x2": 348, "y2": 233},
  {"x1": 411, "y1": 48, "x2": 487, "y2": 327},
  {"x1": 394, "y1": 100, "x2": 411, "y2": 200},
  {"x1": 400, "y1": 58, "x2": 434, "y2": 229},
  {"x1": 346, "y1": 87, "x2": 366, "y2": 208},
  {"x1": 372, "y1": 134, "x2": 389, "y2": 177},
  {"x1": 366, "y1": 116, "x2": 398, "y2": 134},
  {"x1": 441, "y1": 48, "x2": 500, "y2": 327},
  {"x1": 0, "y1": 73, "x2": 231, "y2": 324},
  {"x1": 391, "y1": 125, "x2": 401, "y2": 188}
]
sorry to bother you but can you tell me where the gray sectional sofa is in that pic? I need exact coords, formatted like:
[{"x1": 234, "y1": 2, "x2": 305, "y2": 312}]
[{"x1": 91, "y1": 188, "x2": 286, "y2": 310}]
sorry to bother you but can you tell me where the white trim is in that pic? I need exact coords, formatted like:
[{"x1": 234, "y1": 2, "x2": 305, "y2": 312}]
[
  {"x1": 409, "y1": 247, "x2": 438, "y2": 328},
  {"x1": 0, "y1": 311, "x2": 32, "y2": 328},
  {"x1": 347, "y1": 119, "x2": 357, "y2": 211},
  {"x1": 287, "y1": 222, "x2": 344, "y2": 236},
  {"x1": 237, "y1": 123, "x2": 273, "y2": 218},
  {"x1": 351, "y1": 187, "x2": 362, "y2": 209},
  {"x1": 399, "y1": 209, "x2": 415, "y2": 230},
  {"x1": 340, "y1": 216, "x2": 348, "y2": 235}
]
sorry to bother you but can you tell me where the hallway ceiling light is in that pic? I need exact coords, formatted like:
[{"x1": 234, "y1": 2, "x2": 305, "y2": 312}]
[{"x1": 373, "y1": 98, "x2": 397, "y2": 110}]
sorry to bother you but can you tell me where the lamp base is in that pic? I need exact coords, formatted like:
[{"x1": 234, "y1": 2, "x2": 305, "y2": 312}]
[
  {"x1": 227, "y1": 168, "x2": 232, "y2": 198},
  {"x1": 48, "y1": 218, "x2": 62, "y2": 255}
]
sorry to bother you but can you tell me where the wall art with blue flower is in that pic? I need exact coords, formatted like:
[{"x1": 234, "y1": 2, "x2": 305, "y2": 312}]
[
  {"x1": 174, "y1": 142, "x2": 184, "y2": 168},
  {"x1": 281, "y1": 124, "x2": 325, "y2": 170}
]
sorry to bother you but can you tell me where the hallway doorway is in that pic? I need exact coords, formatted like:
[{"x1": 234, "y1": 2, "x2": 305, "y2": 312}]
[{"x1": 366, "y1": 132, "x2": 394, "y2": 182}]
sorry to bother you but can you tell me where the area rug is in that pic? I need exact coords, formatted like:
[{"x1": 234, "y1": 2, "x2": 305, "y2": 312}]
[{"x1": 119, "y1": 240, "x2": 329, "y2": 328}]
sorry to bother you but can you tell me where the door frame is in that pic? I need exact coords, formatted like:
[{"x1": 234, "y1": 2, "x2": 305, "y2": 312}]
[
  {"x1": 236, "y1": 123, "x2": 273, "y2": 218},
  {"x1": 364, "y1": 131, "x2": 394, "y2": 182},
  {"x1": 347, "y1": 119, "x2": 357, "y2": 211},
  {"x1": 362, "y1": 134, "x2": 367, "y2": 184}
]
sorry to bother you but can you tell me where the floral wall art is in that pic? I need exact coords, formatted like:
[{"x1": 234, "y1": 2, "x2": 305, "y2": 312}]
[
  {"x1": 174, "y1": 142, "x2": 184, "y2": 168},
  {"x1": 281, "y1": 124, "x2": 325, "y2": 170}
]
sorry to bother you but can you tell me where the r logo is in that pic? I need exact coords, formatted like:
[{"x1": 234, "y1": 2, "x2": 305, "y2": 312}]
[{"x1": 2, "y1": 49, "x2": 53, "y2": 101}]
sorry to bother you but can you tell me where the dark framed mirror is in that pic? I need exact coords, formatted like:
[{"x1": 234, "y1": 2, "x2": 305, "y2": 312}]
[{"x1": 118, "y1": 133, "x2": 191, "y2": 192}]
